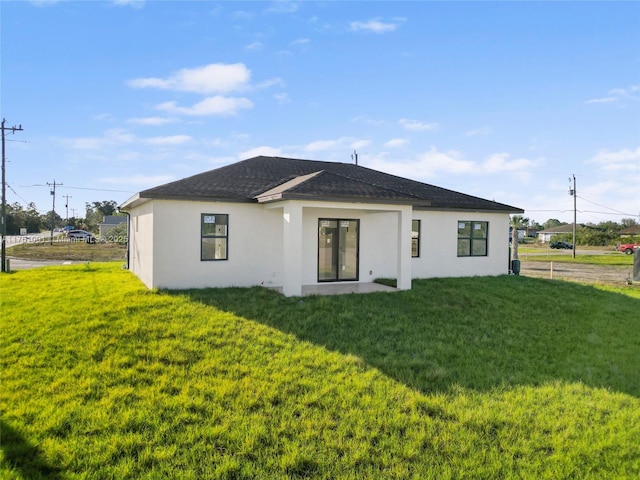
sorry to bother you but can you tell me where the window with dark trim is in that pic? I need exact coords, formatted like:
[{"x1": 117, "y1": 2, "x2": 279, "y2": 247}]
[
  {"x1": 457, "y1": 221, "x2": 488, "y2": 257},
  {"x1": 412, "y1": 220, "x2": 420, "y2": 257},
  {"x1": 201, "y1": 214, "x2": 228, "y2": 261}
]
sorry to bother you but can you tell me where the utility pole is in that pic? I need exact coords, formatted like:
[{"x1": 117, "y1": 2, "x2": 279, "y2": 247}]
[
  {"x1": 569, "y1": 174, "x2": 577, "y2": 259},
  {"x1": 47, "y1": 180, "x2": 62, "y2": 245},
  {"x1": 63, "y1": 194, "x2": 72, "y2": 225},
  {"x1": 1, "y1": 119, "x2": 24, "y2": 273}
]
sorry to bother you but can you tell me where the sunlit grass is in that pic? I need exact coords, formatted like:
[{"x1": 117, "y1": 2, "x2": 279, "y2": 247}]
[
  {"x1": 7, "y1": 239, "x2": 126, "y2": 261},
  {"x1": 521, "y1": 253, "x2": 633, "y2": 265},
  {"x1": 1, "y1": 263, "x2": 639, "y2": 479}
]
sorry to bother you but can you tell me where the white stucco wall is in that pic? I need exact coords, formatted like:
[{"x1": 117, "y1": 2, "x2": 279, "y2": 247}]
[
  {"x1": 126, "y1": 198, "x2": 511, "y2": 291},
  {"x1": 129, "y1": 201, "x2": 154, "y2": 289},
  {"x1": 411, "y1": 210, "x2": 510, "y2": 278}
]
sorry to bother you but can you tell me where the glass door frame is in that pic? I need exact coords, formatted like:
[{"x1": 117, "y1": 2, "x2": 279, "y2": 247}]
[{"x1": 317, "y1": 218, "x2": 360, "y2": 282}]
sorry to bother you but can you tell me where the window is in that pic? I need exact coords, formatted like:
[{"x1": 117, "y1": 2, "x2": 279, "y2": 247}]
[
  {"x1": 201, "y1": 214, "x2": 228, "y2": 261},
  {"x1": 412, "y1": 220, "x2": 420, "y2": 257},
  {"x1": 457, "y1": 221, "x2": 488, "y2": 257}
]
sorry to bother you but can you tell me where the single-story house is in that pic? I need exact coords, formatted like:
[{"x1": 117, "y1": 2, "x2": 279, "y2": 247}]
[
  {"x1": 618, "y1": 225, "x2": 640, "y2": 237},
  {"x1": 98, "y1": 215, "x2": 127, "y2": 238},
  {"x1": 537, "y1": 224, "x2": 582, "y2": 243},
  {"x1": 120, "y1": 156, "x2": 523, "y2": 296}
]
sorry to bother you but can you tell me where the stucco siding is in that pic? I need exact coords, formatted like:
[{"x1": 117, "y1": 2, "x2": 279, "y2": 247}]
[
  {"x1": 129, "y1": 201, "x2": 155, "y2": 289},
  {"x1": 412, "y1": 211, "x2": 510, "y2": 278},
  {"x1": 126, "y1": 198, "x2": 511, "y2": 292},
  {"x1": 148, "y1": 200, "x2": 283, "y2": 290}
]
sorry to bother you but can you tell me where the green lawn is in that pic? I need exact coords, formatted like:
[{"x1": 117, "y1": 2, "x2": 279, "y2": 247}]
[
  {"x1": 519, "y1": 252, "x2": 634, "y2": 265},
  {"x1": 1, "y1": 263, "x2": 639, "y2": 479},
  {"x1": 7, "y1": 239, "x2": 126, "y2": 262}
]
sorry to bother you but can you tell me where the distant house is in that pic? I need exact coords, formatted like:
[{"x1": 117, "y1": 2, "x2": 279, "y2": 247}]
[
  {"x1": 98, "y1": 215, "x2": 127, "y2": 238},
  {"x1": 618, "y1": 225, "x2": 640, "y2": 237},
  {"x1": 120, "y1": 156, "x2": 523, "y2": 296},
  {"x1": 537, "y1": 224, "x2": 582, "y2": 243}
]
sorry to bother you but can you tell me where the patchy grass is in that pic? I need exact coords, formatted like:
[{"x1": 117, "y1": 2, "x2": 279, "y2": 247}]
[
  {"x1": 520, "y1": 253, "x2": 634, "y2": 266},
  {"x1": 1, "y1": 264, "x2": 639, "y2": 479},
  {"x1": 7, "y1": 239, "x2": 126, "y2": 262}
]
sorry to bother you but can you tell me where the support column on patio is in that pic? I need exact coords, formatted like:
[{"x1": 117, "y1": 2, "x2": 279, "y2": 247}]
[
  {"x1": 396, "y1": 206, "x2": 412, "y2": 291},
  {"x1": 282, "y1": 202, "x2": 303, "y2": 297}
]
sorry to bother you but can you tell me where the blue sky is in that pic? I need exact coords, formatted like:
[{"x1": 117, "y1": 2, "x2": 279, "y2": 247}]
[{"x1": 2, "y1": 0, "x2": 639, "y2": 225}]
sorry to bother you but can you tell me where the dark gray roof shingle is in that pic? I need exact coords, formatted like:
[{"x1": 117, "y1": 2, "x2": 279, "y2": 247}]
[{"x1": 135, "y1": 156, "x2": 523, "y2": 212}]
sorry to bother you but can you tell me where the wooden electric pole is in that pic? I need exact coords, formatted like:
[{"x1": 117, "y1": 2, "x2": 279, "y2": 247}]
[
  {"x1": 569, "y1": 174, "x2": 577, "y2": 259},
  {"x1": 47, "y1": 180, "x2": 62, "y2": 245},
  {"x1": 1, "y1": 119, "x2": 24, "y2": 272}
]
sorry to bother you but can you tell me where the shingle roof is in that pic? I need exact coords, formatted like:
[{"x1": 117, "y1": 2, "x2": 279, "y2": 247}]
[{"x1": 126, "y1": 156, "x2": 523, "y2": 212}]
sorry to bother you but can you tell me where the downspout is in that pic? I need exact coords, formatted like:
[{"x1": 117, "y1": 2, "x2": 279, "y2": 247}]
[{"x1": 117, "y1": 207, "x2": 130, "y2": 270}]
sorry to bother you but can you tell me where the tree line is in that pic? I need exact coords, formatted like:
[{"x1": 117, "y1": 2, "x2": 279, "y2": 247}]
[
  {"x1": 3, "y1": 200, "x2": 121, "y2": 235},
  {"x1": 512, "y1": 215, "x2": 639, "y2": 247}
]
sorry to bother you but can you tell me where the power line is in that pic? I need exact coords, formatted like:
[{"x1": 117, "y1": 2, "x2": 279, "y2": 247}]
[{"x1": 577, "y1": 195, "x2": 638, "y2": 217}]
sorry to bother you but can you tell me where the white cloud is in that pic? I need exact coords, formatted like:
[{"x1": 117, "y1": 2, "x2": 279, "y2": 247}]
[
  {"x1": 464, "y1": 126, "x2": 492, "y2": 137},
  {"x1": 351, "y1": 140, "x2": 371, "y2": 150},
  {"x1": 143, "y1": 135, "x2": 192, "y2": 146},
  {"x1": 128, "y1": 63, "x2": 251, "y2": 94},
  {"x1": 586, "y1": 85, "x2": 639, "y2": 105},
  {"x1": 245, "y1": 42, "x2": 263, "y2": 51},
  {"x1": 587, "y1": 147, "x2": 640, "y2": 171},
  {"x1": 127, "y1": 117, "x2": 178, "y2": 126},
  {"x1": 256, "y1": 77, "x2": 285, "y2": 89},
  {"x1": 112, "y1": 0, "x2": 145, "y2": 8},
  {"x1": 368, "y1": 147, "x2": 476, "y2": 180},
  {"x1": 350, "y1": 19, "x2": 398, "y2": 34},
  {"x1": 304, "y1": 139, "x2": 342, "y2": 152},
  {"x1": 384, "y1": 138, "x2": 408, "y2": 148},
  {"x1": 399, "y1": 118, "x2": 438, "y2": 131},
  {"x1": 585, "y1": 97, "x2": 617, "y2": 104},
  {"x1": 352, "y1": 115, "x2": 385, "y2": 126},
  {"x1": 274, "y1": 93, "x2": 291, "y2": 104},
  {"x1": 156, "y1": 96, "x2": 254, "y2": 116},
  {"x1": 240, "y1": 146, "x2": 282, "y2": 158},
  {"x1": 101, "y1": 174, "x2": 175, "y2": 186},
  {"x1": 482, "y1": 153, "x2": 535, "y2": 173},
  {"x1": 291, "y1": 38, "x2": 310, "y2": 46},
  {"x1": 265, "y1": 1, "x2": 299, "y2": 14},
  {"x1": 59, "y1": 129, "x2": 136, "y2": 150}
]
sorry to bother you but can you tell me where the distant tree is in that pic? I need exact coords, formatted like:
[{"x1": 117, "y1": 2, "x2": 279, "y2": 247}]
[
  {"x1": 542, "y1": 219, "x2": 564, "y2": 230},
  {"x1": 5, "y1": 202, "x2": 45, "y2": 234},
  {"x1": 621, "y1": 218, "x2": 639, "y2": 228},
  {"x1": 596, "y1": 221, "x2": 622, "y2": 232},
  {"x1": 510, "y1": 215, "x2": 529, "y2": 261},
  {"x1": 85, "y1": 200, "x2": 118, "y2": 232},
  {"x1": 43, "y1": 210, "x2": 64, "y2": 230}
]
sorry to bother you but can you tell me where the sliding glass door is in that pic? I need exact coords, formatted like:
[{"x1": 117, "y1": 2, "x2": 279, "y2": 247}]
[{"x1": 318, "y1": 219, "x2": 359, "y2": 282}]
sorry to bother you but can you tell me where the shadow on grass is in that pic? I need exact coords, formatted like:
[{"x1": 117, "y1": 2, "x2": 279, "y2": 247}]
[
  {"x1": 173, "y1": 276, "x2": 640, "y2": 398},
  {"x1": 1, "y1": 420, "x2": 62, "y2": 479}
]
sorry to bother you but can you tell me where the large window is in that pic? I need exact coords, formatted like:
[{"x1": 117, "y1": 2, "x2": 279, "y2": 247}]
[
  {"x1": 457, "y1": 221, "x2": 488, "y2": 257},
  {"x1": 201, "y1": 214, "x2": 228, "y2": 261},
  {"x1": 412, "y1": 220, "x2": 420, "y2": 257}
]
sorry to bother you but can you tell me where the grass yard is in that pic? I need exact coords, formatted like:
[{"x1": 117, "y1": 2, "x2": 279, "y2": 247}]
[
  {"x1": 1, "y1": 263, "x2": 639, "y2": 479},
  {"x1": 519, "y1": 252, "x2": 634, "y2": 266},
  {"x1": 7, "y1": 239, "x2": 126, "y2": 262}
]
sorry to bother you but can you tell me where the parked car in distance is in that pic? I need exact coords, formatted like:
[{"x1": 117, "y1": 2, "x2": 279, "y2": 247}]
[
  {"x1": 66, "y1": 229, "x2": 96, "y2": 243},
  {"x1": 550, "y1": 241, "x2": 573, "y2": 249},
  {"x1": 618, "y1": 242, "x2": 638, "y2": 255}
]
